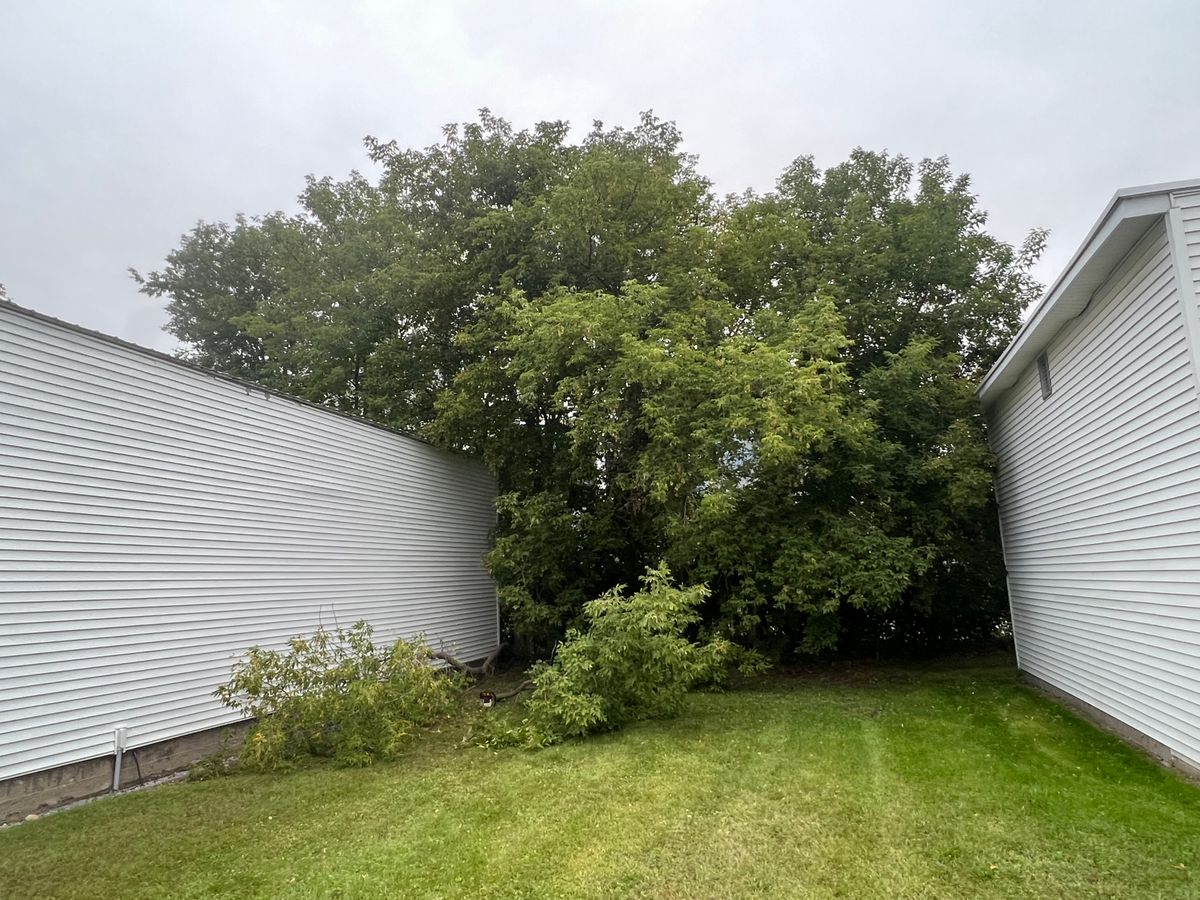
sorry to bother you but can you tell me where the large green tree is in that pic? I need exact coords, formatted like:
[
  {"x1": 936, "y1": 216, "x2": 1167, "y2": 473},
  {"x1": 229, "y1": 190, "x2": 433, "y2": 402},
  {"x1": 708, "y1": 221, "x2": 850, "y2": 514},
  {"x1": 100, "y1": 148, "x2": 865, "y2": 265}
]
[{"x1": 138, "y1": 112, "x2": 1044, "y2": 657}]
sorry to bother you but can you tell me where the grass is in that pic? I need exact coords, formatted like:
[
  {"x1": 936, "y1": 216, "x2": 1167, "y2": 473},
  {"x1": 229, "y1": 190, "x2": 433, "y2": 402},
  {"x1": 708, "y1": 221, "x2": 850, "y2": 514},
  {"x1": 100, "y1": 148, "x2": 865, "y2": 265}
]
[{"x1": 2, "y1": 656, "x2": 1198, "y2": 899}]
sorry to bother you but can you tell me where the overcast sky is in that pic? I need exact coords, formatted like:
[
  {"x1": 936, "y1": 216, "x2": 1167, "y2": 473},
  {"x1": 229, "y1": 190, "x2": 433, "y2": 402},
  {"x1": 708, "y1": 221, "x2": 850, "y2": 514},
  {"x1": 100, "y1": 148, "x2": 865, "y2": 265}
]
[{"x1": 2, "y1": 1, "x2": 1197, "y2": 351}]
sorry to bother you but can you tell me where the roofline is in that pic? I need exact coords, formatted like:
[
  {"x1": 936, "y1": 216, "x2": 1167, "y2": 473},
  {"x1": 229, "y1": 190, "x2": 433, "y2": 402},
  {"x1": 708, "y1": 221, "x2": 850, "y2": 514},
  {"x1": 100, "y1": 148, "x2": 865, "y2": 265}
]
[
  {"x1": 0, "y1": 298, "x2": 464, "y2": 457},
  {"x1": 978, "y1": 177, "x2": 1200, "y2": 405}
]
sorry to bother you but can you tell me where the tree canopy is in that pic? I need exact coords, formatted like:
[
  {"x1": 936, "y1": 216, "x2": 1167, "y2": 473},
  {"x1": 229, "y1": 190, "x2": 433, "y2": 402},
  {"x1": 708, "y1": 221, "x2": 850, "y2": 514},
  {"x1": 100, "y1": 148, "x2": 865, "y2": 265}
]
[{"x1": 136, "y1": 111, "x2": 1045, "y2": 658}]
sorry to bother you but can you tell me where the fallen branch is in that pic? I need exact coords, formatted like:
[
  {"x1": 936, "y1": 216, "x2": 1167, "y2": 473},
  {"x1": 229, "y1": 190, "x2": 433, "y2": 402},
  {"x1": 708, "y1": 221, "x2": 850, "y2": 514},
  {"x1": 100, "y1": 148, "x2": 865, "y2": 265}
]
[
  {"x1": 478, "y1": 680, "x2": 534, "y2": 708},
  {"x1": 434, "y1": 642, "x2": 506, "y2": 678},
  {"x1": 493, "y1": 680, "x2": 534, "y2": 702}
]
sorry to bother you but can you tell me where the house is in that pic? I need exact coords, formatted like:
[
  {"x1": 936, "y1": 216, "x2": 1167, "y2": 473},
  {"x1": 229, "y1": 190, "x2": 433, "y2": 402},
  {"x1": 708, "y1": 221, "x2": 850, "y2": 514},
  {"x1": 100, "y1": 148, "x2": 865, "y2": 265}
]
[
  {"x1": 979, "y1": 180, "x2": 1200, "y2": 777},
  {"x1": 0, "y1": 301, "x2": 498, "y2": 819}
]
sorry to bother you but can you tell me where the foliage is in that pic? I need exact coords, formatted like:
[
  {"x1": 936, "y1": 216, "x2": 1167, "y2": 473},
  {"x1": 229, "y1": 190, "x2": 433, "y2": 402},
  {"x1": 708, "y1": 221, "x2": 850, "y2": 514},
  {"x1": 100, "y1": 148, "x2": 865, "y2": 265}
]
[
  {"x1": 215, "y1": 621, "x2": 464, "y2": 769},
  {"x1": 139, "y1": 111, "x2": 1047, "y2": 657},
  {"x1": 475, "y1": 565, "x2": 750, "y2": 748},
  {"x1": 436, "y1": 280, "x2": 859, "y2": 652}
]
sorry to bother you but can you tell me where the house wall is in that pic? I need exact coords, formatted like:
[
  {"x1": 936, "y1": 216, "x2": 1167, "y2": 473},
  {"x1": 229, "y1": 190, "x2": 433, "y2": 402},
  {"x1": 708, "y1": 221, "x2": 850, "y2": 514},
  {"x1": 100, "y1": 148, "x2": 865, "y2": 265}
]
[
  {"x1": 986, "y1": 217, "x2": 1200, "y2": 771},
  {"x1": 0, "y1": 304, "x2": 498, "y2": 785},
  {"x1": 1178, "y1": 190, "x2": 1200, "y2": 299}
]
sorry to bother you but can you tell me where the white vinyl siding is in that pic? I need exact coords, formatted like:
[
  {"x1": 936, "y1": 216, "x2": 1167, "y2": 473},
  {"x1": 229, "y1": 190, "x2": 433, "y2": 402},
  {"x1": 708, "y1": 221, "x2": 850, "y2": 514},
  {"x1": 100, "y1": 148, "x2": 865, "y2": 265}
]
[
  {"x1": 0, "y1": 305, "x2": 498, "y2": 781},
  {"x1": 987, "y1": 219, "x2": 1200, "y2": 769},
  {"x1": 1178, "y1": 191, "x2": 1200, "y2": 300}
]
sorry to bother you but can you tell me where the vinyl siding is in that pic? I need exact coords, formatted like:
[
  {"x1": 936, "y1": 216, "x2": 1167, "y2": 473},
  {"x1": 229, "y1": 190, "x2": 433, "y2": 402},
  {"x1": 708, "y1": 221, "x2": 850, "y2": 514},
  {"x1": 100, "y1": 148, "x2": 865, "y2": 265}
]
[
  {"x1": 987, "y1": 219, "x2": 1200, "y2": 769},
  {"x1": 1179, "y1": 190, "x2": 1200, "y2": 299},
  {"x1": 0, "y1": 305, "x2": 498, "y2": 781}
]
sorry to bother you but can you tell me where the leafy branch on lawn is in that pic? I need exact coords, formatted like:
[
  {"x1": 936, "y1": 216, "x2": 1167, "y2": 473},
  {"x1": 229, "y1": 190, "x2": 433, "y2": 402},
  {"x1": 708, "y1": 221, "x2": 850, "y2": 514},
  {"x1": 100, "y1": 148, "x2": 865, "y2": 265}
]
[
  {"x1": 474, "y1": 564, "x2": 765, "y2": 748},
  {"x1": 215, "y1": 621, "x2": 466, "y2": 769}
]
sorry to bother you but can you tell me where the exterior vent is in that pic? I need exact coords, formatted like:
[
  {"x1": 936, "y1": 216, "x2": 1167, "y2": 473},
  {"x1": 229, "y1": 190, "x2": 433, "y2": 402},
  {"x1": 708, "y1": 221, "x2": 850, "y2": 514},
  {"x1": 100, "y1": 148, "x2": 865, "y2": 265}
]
[{"x1": 1036, "y1": 352, "x2": 1052, "y2": 399}]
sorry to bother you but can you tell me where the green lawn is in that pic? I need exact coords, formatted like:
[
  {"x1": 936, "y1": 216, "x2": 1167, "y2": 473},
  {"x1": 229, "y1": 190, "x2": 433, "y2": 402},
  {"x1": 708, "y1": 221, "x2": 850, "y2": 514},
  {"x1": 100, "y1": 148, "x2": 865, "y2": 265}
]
[{"x1": 3, "y1": 657, "x2": 1197, "y2": 899}]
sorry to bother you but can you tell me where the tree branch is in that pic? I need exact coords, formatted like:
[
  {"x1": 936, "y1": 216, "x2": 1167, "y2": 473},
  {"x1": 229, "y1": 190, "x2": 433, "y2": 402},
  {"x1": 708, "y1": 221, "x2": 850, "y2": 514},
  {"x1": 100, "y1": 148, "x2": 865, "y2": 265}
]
[
  {"x1": 433, "y1": 642, "x2": 506, "y2": 677},
  {"x1": 492, "y1": 679, "x2": 534, "y2": 702}
]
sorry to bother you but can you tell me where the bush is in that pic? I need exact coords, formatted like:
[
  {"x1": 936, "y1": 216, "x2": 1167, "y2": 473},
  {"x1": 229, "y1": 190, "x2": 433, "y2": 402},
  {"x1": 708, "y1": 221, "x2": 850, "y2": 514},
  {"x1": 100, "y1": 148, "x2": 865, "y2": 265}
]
[
  {"x1": 478, "y1": 565, "x2": 754, "y2": 748},
  {"x1": 216, "y1": 621, "x2": 465, "y2": 769}
]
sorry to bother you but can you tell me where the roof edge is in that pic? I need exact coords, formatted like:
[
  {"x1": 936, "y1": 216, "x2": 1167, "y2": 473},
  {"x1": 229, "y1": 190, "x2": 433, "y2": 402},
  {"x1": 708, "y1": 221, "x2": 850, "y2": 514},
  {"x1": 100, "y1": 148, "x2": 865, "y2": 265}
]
[
  {"x1": 977, "y1": 178, "x2": 1200, "y2": 405},
  {"x1": 0, "y1": 298, "x2": 467, "y2": 458}
]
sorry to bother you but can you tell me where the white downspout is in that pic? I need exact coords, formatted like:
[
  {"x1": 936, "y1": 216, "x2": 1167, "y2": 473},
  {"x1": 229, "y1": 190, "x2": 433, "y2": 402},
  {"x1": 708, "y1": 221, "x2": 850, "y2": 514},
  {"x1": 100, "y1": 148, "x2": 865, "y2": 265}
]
[{"x1": 112, "y1": 726, "x2": 129, "y2": 792}]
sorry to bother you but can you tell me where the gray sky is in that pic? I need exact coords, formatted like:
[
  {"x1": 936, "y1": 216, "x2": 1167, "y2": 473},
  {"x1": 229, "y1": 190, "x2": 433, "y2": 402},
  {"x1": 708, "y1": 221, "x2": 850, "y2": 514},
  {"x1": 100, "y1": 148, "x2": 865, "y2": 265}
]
[{"x1": 2, "y1": 1, "x2": 1197, "y2": 351}]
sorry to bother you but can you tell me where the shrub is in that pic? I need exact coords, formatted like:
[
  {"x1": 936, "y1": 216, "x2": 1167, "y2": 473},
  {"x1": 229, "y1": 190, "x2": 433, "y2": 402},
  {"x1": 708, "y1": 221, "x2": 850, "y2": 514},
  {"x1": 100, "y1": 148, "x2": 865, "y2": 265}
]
[
  {"x1": 480, "y1": 564, "x2": 753, "y2": 747},
  {"x1": 216, "y1": 621, "x2": 465, "y2": 769}
]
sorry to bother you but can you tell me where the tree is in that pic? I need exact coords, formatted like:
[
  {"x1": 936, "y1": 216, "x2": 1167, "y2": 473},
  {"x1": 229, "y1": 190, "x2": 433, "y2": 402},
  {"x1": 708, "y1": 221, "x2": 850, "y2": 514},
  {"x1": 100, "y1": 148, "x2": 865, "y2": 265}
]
[
  {"x1": 432, "y1": 280, "x2": 858, "y2": 650},
  {"x1": 136, "y1": 111, "x2": 708, "y2": 431},
  {"x1": 133, "y1": 218, "x2": 279, "y2": 382},
  {"x1": 688, "y1": 153, "x2": 1044, "y2": 653},
  {"x1": 139, "y1": 113, "x2": 1044, "y2": 657}
]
